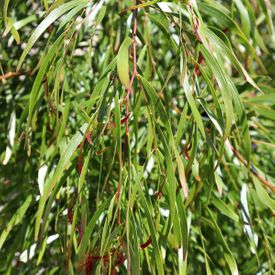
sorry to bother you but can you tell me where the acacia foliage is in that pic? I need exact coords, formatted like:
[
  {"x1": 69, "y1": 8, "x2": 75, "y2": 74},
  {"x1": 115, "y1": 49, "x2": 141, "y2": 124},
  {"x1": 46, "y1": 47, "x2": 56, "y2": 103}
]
[{"x1": 0, "y1": 0, "x2": 275, "y2": 274}]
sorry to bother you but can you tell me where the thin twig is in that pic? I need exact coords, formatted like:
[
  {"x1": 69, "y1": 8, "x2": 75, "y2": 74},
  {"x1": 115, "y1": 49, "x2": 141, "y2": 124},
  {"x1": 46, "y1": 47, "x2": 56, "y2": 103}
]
[
  {"x1": 0, "y1": 71, "x2": 19, "y2": 81},
  {"x1": 227, "y1": 142, "x2": 275, "y2": 192},
  {"x1": 120, "y1": 0, "x2": 158, "y2": 14},
  {"x1": 0, "y1": 71, "x2": 31, "y2": 81}
]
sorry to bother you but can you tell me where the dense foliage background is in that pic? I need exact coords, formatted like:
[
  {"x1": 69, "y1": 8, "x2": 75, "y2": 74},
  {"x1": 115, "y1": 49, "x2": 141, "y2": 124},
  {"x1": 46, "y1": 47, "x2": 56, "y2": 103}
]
[{"x1": 0, "y1": 0, "x2": 274, "y2": 274}]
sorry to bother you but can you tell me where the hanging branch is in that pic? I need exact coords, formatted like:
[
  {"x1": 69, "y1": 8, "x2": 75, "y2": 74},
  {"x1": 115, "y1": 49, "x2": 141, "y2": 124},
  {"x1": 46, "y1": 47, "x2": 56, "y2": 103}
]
[{"x1": 123, "y1": 2, "x2": 138, "y2": 164}]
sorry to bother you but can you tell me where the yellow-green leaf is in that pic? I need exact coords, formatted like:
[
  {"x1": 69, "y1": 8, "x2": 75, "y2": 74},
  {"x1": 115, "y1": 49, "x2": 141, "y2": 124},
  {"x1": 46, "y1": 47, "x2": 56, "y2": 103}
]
[{"x1": 117, "y1": 37, "x2": 132, "y2": 91}]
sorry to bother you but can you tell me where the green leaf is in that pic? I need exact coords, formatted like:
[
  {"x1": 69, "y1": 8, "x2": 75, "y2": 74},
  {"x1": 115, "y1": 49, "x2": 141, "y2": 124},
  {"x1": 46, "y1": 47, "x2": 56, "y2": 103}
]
[
  {"x1": 254, "y1": 106, "x2": 275, "y2": 120},
  {"x1": 206, "y1": 208, "x2": 238, "y2": 275},
  {"x1": 35, "y1": 123, "x2": 88, "y2": 240},
  {"x1": 117, "y1": 37, "x2": 132, "y2": 91},
  {"x1": 183, "y1": 74, "x2": 206, "y2": 139},
  {"x1": 211, "y1": 194, "x2": 239, "y2": 222},
  {"x1": 26, "y1": 34, "x2": 64, "y2": 133},
  {"x1": 78, "y1": 150, "x2": 91, "y2": 196},
  {"x1": 199, "y1": 45, "x2": 233, "y2": 139},
  {"x1": 245, "y1": 95, "x2": 275, "y2": 104},
  {"x1": 253, "y1": 179, "x2": 275, "y2": 211},
  {"x1": 3, "y1": 0, "x2": 10, "y2": 26},
  {"x1": 135, "y1": 168, "x2": 164, "y2": 275},
  {"x1": 0, "y1": 195, "x2": 32, "y2": 251},
  {"x1": 17, "y1": 0, "x2": 88, "y2": 70},
  {"x1": 233, "y1": 0, "x2": 251, "y2": 38}
]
